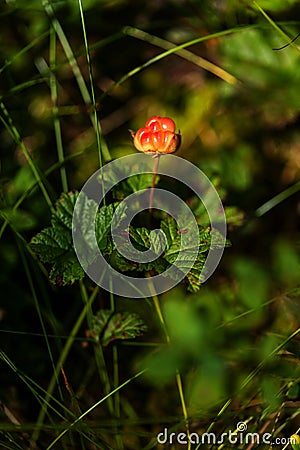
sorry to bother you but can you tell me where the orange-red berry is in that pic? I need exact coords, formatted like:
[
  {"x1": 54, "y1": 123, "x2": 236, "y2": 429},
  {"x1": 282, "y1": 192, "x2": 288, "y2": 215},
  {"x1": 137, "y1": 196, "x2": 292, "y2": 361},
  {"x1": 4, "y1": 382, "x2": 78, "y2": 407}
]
[{"x1": 131, "y1": 116, "x2": 181, "y2": 154}]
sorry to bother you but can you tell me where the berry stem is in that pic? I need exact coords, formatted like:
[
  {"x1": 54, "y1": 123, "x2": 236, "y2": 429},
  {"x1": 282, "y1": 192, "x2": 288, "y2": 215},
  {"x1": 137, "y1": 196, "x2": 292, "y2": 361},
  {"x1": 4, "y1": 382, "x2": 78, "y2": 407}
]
[{"x1": 149, "y1": 153, "x2": 160, "y2": 212}]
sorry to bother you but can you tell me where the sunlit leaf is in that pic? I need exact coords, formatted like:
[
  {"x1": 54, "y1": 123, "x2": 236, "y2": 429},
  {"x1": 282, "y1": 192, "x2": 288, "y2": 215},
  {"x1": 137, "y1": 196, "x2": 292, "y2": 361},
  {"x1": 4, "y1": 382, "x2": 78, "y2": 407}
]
[{"x1": 30, "y1": 191, "x2": 124, "y2": 285}]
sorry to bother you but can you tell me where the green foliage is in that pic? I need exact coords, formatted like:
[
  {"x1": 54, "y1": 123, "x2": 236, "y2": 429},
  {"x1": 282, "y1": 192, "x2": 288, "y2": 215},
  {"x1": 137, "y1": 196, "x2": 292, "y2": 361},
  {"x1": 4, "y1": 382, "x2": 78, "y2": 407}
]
[
  {"x1": 162, "y1": 217, "x2": 209, "y2": 292},
  {"x1": 30, "y1": 191, "x2": 85, "y2": 285},
  {"x1": 101, "y1": 163, "x2": 159, "y2": 200},
  {"x1": 30, "y1": 185, "x2": 222, "y2": 292},
  {"x1": 90, "y1": 309, "x2": 147, "y2": 346},
  {"x1": 1, "y1": 1, "x2": 300, "y2": 449},
  {"x1": 142, "y1": 292, "x2": 228, "y2": 408}
]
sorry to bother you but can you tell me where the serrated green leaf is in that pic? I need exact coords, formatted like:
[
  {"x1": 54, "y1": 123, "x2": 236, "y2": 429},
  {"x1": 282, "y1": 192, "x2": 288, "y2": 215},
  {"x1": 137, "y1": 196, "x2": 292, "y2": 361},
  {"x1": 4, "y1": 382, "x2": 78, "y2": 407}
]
[
  {"x1": 98, "y1": 202, "x2": 127, "y2": 249},
  {"x1": 160, "y1": 216, "x2": 178, "y2": 247},
  {"x1": 163, "y1": 253, "x2": 205, "y2": 292},
  {"x1": 30, "y1": 192, "x2": 78, "y2": 265},
  {"x1": 164, "y1": 229, "x2": 199, "y2": 264},
  {"x1": 49, "y1": 250, "x2": 84, "y2": 285},
  {"x1": 191, "y1": 193, "x2": 244, "y2": 229},
  {"x1": 96, "y1": 204, "x2": 115, "y2": 250},
  {"x1": 127, "y1": 173, "x2": 158, "y2": 192},
  {"x1": 30, "y1": 225, "x2": 72, "y2": 263},
  {"x1": 73, "y1": 193, "x2": 124, "y2": 266},
  {"x1": 129, "y1": 227, "x2": 151, "y2": 250},
  {"x1": 90, "y1": 310, "x2": 147, "y2": 346},
  {"x1": 160, "y1": 218, "x2": 215, "y2": 292},
  {"x1": 72, "y1": 191, "x2": 99, "y2": 253},
  {"x1": 30, "y1": 225, "x2": 84, "y2": 285},
  {"x1": 31, "y1": 190, "x2": 124, "y2": 285},
  {"x1": 185, "y1": 256, "x2": 206, "y2": 293},
  {"x1": 52, "y1": 191, "x2": 79, "y2": 230},
  {"x1": 73, "y1": 192, "x2": 123, "y2": 249},
  {"x1": 72, "y1": 192, "x2": 98, "y2": 242},
  {"x1": 30, "y1": 222, "x2": 84, "y2": 285},
  {"x1": 90, "y1": 310, "x2": 111, "y2": 341},
  {"x1": 109, "y1": 250, "x2": 136, "y2": 272},
  {"x1": 113, "y1": 226, "x2": 167, "y2": 272},
  {"x1": 163, "y1": 239, "x2": 184, "y2": 264},
  {"x1": 198, "y1": 227, "x2": 212, "y2": 252},
  {"x1": 149, "y1": 229, "x2": 167, "y2": 256}
]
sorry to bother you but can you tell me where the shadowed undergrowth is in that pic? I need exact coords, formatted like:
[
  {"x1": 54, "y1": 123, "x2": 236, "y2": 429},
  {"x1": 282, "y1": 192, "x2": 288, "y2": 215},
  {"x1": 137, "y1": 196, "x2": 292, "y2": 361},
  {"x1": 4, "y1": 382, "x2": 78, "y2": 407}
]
[{"x1": 0, "y1": 1, "x2": 300, "y2": 449}]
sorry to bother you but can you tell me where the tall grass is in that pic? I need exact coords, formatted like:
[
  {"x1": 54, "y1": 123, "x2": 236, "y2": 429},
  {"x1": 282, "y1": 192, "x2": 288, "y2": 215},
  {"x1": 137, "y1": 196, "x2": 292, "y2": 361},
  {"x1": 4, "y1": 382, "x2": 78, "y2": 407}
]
[{"x1": 0, "y1": 1, "x2": 299, "y2": 449}]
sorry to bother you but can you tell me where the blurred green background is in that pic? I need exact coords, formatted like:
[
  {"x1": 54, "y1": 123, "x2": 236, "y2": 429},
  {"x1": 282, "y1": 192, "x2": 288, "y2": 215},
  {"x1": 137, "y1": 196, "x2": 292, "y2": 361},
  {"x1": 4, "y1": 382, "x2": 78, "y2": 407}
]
[{"x1": 0, "y1": 0, "x2": 300, "y2": 449}]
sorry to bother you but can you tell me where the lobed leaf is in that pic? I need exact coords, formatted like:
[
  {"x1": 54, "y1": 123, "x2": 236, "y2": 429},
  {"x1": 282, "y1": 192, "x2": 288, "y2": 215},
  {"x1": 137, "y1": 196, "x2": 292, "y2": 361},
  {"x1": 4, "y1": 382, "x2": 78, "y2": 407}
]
[
  {"x1": 90, "y1": 310, "x2": 147, "y2": 346},
  {"x1": 30, "y1": 191, "x2": 124, "y2": 285},
  {"x1": 30, "y1": 225, "x2": 72, "y2": 264},
  {"x1": 49, "y1": 251, "x2": 84, "y2": 286},
  {"x1": 129, "y1": 227, "x2": 150, "y2": 250},
  {"x1": 52, "y1": 191, "x2": 78, "y2": 230}
]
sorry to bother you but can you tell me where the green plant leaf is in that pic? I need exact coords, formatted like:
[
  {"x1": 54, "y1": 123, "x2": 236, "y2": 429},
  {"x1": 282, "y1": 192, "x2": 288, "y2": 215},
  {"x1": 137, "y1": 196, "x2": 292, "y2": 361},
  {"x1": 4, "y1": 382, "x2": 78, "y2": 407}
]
[
  {"x1": 108, "y1": 249, "x2": 137, "y2": 272},
  {"x1": 49, "y1": 250, "x2": 85, "y2": 286},
  {"x1": 161, "y1": 218, "x2": 225, "y2": 292},
  {"x1": 160, "y1": 215, "x2": 178, "y2": 247},
  {"x1": 127, "y1": 173, "x2": 158, "y2": 193},
  {"x1": 97, "y1": 202, "x2": 126, "y2": 248},
  {"x1": 90, "y1": 310, "x2": 147, "y2": 346},
  {"x1": 129, "y1": 227, "x2": 150, "y2": 250},
  {"x1": 30, "y1": 224, "x2": 72, "y2": 264},
  {"x1": 100, "y1": 162, "x2": 159, "y2": 200},
  {"x1": 30, "y1": 222, "x2": 85, "y2": 285},
  {"x1": 30, "y1": 191, "x2": 124, "y2": 285},
  {"x1": 30, "y1": 191, "x2": 80, "y2": 265},
  {"x1": 52, "y1": 191, "x2": 78, "y2": 230},
  {"x1": 72, "y1": 191, "x2": 100, "y2": 255},
  {"x1": 73, "y1": 192, "x2": 125, "y2": 270},
  {"x1": 30, "y1": 189, "x2": 226, "y2": 291},
  {"x1": 191, "y1": 195, "x2": 244, "y2": 228},
  {"x1": 185, "y1": 256, "x2": 206, "y2": 292},
  {"x1": 30, "y1": 192, "x2": 85, "y2": 285},
  {"x1": 149, "y1": 229, "x2": 167, "y2": 256}
]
